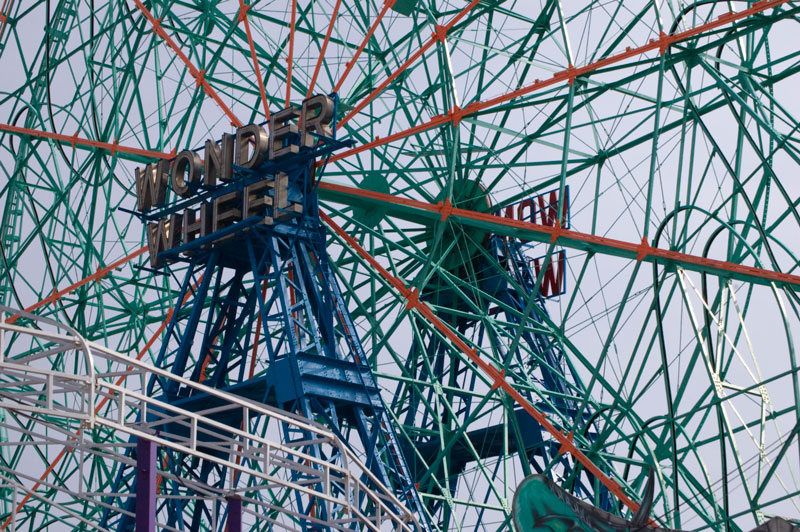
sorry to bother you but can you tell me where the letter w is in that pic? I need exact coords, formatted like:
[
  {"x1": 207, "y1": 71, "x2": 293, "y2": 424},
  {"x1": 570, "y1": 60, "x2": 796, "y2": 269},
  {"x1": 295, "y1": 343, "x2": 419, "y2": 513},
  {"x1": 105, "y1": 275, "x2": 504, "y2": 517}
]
[
  {"x1": 532, "y1": 251, "x2": 565, "y2": 298},
  {"x1": 136, "y1": 160, "x2": 170, "y2": 211},
  {"x1": 147, "y1": 214, "x2": 182, "y2": 268}
]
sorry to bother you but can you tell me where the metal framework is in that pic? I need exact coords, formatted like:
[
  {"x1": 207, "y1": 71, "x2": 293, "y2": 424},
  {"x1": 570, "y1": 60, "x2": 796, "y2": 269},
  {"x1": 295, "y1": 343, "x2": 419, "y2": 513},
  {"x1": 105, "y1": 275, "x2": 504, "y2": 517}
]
[
  {"x1": 93, "y1": 114, "x2": 433, "y2": 531},
  {"x1": 0, "y1": 308, "x2": 418, "y2": 530},
  {"x1": 0, "y1": 0, "x2": 799, "y2": 531}
]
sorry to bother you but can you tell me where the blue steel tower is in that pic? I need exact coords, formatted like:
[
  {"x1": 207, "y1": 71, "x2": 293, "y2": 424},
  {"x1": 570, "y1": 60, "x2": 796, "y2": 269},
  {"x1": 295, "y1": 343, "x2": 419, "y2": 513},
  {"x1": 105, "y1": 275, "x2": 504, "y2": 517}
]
[{"x1": 100, "y1": 95, "x2": 429, "y2": 531}]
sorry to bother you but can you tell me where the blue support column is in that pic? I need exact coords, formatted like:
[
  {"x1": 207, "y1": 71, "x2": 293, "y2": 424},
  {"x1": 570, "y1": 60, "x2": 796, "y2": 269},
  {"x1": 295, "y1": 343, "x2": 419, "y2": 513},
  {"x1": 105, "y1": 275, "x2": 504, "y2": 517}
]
[
  {"x1": 103, "y1": 100, "x2": 430, "y2": 530},
  {"x1": 227, "y1": 497, "x2": 242, "y2": 532},
  {"x1": 136, "y1": 437, "x2": 156, "y2": 532}
]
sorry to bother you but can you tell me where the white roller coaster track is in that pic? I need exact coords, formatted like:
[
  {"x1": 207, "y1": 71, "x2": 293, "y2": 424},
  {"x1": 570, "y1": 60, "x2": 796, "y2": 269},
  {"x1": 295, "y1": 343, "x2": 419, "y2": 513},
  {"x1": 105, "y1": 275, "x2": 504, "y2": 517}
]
[{"x1": 0, "y1": 306, "x2": 418, "y2": 531}]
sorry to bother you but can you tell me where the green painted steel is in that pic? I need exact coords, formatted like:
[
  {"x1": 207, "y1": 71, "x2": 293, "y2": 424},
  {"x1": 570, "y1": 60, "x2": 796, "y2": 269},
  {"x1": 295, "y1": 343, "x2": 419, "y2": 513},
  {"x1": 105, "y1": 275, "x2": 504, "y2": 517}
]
[
  {"x1": 0, "y1": 1, "x2": 798, "y2": 531},
  {"x1": 512, "y1": 475, "x2": 800, "y2": 532},
  {"x1": 512, "y1": 475, "x2": 652, "y2": 532},
  {"x1": 513, "y1": 475, "x2": 599, "y2": 532}
]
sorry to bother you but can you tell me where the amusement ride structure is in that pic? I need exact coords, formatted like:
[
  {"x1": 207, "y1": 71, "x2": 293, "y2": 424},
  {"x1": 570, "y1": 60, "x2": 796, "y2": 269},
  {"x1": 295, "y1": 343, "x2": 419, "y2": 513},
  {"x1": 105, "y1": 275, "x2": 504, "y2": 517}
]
[{"x1": 0, "y1": 0, "x2": 799, "y2": 530}]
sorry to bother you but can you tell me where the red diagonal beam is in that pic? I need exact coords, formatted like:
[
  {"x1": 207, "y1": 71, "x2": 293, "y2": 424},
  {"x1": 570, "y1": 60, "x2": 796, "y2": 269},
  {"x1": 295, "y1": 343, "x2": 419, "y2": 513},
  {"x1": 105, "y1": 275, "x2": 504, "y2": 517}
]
[
  {"x1": 6, "y1": 247, "x2": 147, "y2": 325},
  {"x1": 0, "y1": 123, "x2": 172, "y2": 160},
  {"x1": 285, "y1": 0, "x2": 298, "y2": 108},
  {"x1": 337, "y1": 0, "x2": 482, "y2": 128},
  {"x1": 318, "y1": 181, "x2": 800, "y2": 288},
  {"x1": 134, "y1": 0, "x2": 243, "y2": 128},
  {"x1": 332, "y1": 0, "x2": 395, "y2": 94},
  {"x1": 238, "y1": 0, "x2": 270, "y2": 120},
  {"x1": 307, "y1": 0, "x2": 342, "y2": 98},
  {"x1": 3, "y1": 121, "x2": 796, "y2": 288},
  {"x1": 319, "y1": 210, "x2": 643, "y2": 513},
  {"x1": 474, "y1": 0, "x2": 792, "y2": 114},
  {"x1": 0, "y1": 0, "x2": 15, "y2": 41},
  {"x1": 329, "y1": 0, "x2": 792, "y2": 160}
]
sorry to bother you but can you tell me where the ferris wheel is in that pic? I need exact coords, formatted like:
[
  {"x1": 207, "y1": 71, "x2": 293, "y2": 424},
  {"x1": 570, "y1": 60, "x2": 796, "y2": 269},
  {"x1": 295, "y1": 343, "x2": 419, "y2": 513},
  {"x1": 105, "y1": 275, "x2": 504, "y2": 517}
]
[{"x1": 0, "y1": 0, "x2": 799, "y2": 530}]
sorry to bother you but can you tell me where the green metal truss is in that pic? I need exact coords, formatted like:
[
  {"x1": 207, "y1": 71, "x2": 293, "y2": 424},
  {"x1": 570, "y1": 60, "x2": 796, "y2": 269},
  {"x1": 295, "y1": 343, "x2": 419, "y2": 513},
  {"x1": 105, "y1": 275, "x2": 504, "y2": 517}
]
[{"x1": 0, "y1": 0, "x2": 799, "y2": 530}]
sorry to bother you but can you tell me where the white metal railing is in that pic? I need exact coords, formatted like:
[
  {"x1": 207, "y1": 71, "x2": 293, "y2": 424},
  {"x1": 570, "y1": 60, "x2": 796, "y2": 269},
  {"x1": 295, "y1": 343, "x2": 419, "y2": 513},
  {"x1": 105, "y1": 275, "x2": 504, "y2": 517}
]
[{"x1": 0, "y1": 306, "x2": 419, "y2": 531}]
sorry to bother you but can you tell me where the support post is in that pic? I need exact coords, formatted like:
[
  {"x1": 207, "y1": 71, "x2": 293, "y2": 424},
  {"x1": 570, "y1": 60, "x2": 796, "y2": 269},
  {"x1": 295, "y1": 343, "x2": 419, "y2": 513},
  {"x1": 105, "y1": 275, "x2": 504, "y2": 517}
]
[
  {"x1": 227, "y1": 496, "x2": 242, "y2": 532},
  {"x1": 136, "y1": 437, "x2": 157, "y2": 532}
]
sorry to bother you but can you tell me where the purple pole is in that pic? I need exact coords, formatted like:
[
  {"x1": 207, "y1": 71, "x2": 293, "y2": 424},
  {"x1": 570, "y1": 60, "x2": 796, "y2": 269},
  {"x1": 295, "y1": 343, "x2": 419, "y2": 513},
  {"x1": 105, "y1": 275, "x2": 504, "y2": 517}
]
[
  {"x1": 136, "y1": 437, "x2": 157, "y2": 532},
  {"x1": 227, "y1": 496, "x2": 242, "y2": 532}
]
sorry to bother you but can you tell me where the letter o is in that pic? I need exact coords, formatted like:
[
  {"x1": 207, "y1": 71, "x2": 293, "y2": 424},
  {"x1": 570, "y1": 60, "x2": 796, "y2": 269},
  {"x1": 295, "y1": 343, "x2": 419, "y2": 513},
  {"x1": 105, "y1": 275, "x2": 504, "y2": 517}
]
[{"x1": 172, "y1": 150, "x2": 202, "y2": 198}]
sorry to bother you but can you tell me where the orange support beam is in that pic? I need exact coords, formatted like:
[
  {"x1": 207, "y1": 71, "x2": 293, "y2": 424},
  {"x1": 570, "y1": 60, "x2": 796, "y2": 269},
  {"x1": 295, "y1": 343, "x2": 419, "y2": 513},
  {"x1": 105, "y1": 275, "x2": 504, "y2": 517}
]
[
  {"x1": 238, "y1": 0, "x2": 270, "y2": 120},
  {"x1": 332, "y1": 0, "x2": 395, "y2": 94},
  {"x1": 307, "y1": 0, "x2": 342, "y2": 98},
  {"x1": 472, "y1": 0, "x2": 792, "y2": 115},
  {"x1": 285, "y1": 0, "x2": 298, "y2": 108},
  {"x1": 248, "y1": 279, "x2": 269, "y2": 379},
  {"x1": 330, "y1": 0, "x2": 791, "y2": 156},
  {"x1": 319, "y1": 210, "x2": 643, "y2": 514},
  {"x1": 0, "y1": 123, "x2": 172, "y2": 160},
  {"x1": 317, "y1": 181, "x2": 800, "y2": 289},
  {"x1": 134, "y1": 0, "x2": 243, "y2": 128},
  {"x1": 6, "y1": 247, "x2": 147, "y2": 324},
  {"x1": 2, "y1": 120, "x2": 796, "y2": 290}
]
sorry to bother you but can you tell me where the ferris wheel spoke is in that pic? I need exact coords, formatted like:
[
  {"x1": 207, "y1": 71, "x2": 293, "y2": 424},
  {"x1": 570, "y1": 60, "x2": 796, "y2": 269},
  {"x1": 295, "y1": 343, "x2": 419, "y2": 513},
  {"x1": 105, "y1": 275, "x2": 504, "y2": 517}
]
[
  {"x1": 329, "y1": 0, "x2": 398, "y2": 96},
  {"x1": 320, "y1": 210, "x2": 643, "y2": 513},
  {"x1": 327, "y1": 1, "x2": 797, "y2": 180},
  {"x1": 5, "y1": 247, "x2": 146, "y2": 323},
  {"x1": 338, "y1": 0, "x2": 481, "y2": 128},
  {"x1": 305, "y1": 0, "x2": 341, "y2": 99},
  {"x1": 234, "y1": 3, "x2": 270, "y2": 120},
  {"x1": 317, "y1": 181, "x2": 800, "y2": 291},
  {"x1": 0, "y1": 124, "x2": 170, "y2": 161},
  {"x1": 132, "y1": 0, "x2": 243, "y2": 127},
  {"x1": 284, "y1": 0, "x2": 297, "y2": 107}
]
